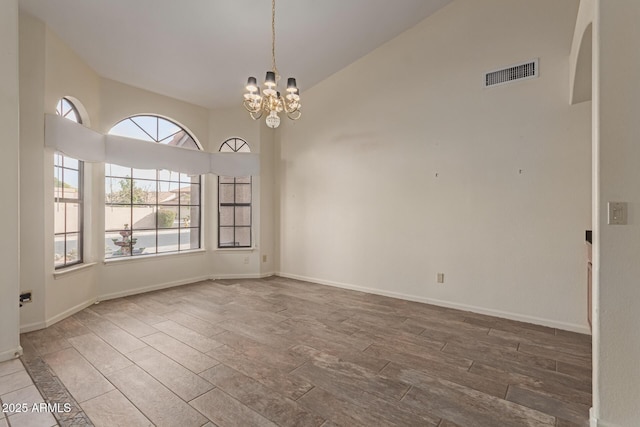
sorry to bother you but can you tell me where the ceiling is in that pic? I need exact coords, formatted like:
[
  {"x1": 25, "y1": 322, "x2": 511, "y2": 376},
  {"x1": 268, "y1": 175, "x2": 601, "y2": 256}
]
[{"x1": 19, "y1": 0, "x2": 452, "y2": 109}]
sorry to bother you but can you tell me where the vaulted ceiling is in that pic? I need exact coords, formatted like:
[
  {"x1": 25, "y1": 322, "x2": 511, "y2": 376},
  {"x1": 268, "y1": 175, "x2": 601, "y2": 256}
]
[{"x1": 19, "y1": 0, "x2": 452, "y2": 108}]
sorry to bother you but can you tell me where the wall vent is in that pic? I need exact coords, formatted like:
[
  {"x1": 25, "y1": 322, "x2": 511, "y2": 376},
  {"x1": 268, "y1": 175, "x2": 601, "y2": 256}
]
[{"x1": 484, "y1": 59, "x2": 539, "y2": 88}]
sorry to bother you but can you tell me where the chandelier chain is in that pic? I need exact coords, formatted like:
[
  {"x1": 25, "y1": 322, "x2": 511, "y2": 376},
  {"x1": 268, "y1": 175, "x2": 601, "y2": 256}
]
[{"x1": 271, "y1": 0, "x2": 279, "y2": 77}]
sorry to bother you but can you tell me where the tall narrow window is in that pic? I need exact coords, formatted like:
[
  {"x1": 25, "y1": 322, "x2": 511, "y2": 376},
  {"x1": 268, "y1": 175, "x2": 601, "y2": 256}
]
[
  {"x1": 54, "y1": 98, "x2": 84, "y2": 268},
  {"x1": 218, "y1": 138, "x2": 252, "y2": 248},
  {"x1": 105, "y1": 115, "x2": 201, "y2": 258}
]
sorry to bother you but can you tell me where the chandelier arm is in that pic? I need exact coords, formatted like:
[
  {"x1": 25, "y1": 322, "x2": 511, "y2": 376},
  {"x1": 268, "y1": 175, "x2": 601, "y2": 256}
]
[
  {"x1": 249, "y1": 110, "x2": 264, "y2": 121},
  {"x1": 286, "y1": 110, "x2": 302, "y2": 120},
  {"x1": 243, "y1": 100, "x2": 262, "y2": 114}
]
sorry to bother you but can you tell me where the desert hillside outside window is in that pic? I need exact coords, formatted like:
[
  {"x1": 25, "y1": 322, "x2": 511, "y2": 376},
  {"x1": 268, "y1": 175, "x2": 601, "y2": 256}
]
[
  {"x1": 54, "y1": 98, "x2": 84, "y2": 269},
  {"x1": 105, "y1": 115, "x2": 201, "y2": 258},
  {"x1": 218, "y1": 138, "x2": 252, "y2": 248}
]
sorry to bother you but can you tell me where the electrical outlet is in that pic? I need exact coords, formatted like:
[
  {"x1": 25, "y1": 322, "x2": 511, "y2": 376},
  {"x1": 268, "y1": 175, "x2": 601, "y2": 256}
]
[
  {"x1": 20, "y1": 291, "x2": 32, "y2": 303},
  {"x1": 262, "y1": 255, "x2": 267, "y2": 263},
  {"x1": 437, "y1": 273, "x2": 445, "y2": 284}
]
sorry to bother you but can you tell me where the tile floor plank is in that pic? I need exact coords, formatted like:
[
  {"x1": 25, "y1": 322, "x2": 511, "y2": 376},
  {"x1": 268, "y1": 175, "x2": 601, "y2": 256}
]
[
  {"x1": 106, "y1": 365, "x2": 207, "y2": 427},
  {"x1": 43, "y1": 348, "x2": 114, "y2": 403},
  {"x1": 81, "y1": 389, "x2": 153, "y2": 427},
  {"x1": 190, "y1": 388, "x2": 278, "y2": 427},
  {"x1": 142, "y1": 332, "x2": 218, "y2": 373},
  {"x1": 67, "y1": 333, "x2": 132, "y2": 375},
  {"x1": 200, "y1": 364, "x2": 325, "y2": 427}
]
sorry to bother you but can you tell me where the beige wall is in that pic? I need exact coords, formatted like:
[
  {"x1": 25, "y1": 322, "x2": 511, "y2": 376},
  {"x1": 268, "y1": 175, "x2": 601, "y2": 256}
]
[
  {"x1": 278, "y1": 0, "x2": 592, "y2": 332},
  {"x1": 593, "y1": 0, "x2": 640, "y2": 424},
  {"x1": 0, "y1": 0, "x2": 21, "y2": 362}
]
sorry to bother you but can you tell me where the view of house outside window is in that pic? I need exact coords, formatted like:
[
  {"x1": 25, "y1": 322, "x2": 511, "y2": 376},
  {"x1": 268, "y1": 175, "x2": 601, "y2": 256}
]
[{"x1": 105, "y1": 115, "x2": 201, "y2": 258}]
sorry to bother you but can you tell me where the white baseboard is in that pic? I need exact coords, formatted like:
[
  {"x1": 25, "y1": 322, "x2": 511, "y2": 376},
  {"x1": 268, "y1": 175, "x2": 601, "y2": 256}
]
[
  {"x1": 211, "y1": 272, "x2": 275, "y2": 280},
  {"x1": 20, "y1": 297, "x2": 97, "y2": 333},
  {"x1": 590, "y1": 408, "x2": 598, "y2": 427},
  {"x1": 98, "y1": 275, "x2": 213, "y2": 301},
  {"x1": 276, "y1": 272, "x2": 591, "y2": 335},
  {"x1": 0, "y1": 346, "x2": 23, "y2": 362}
]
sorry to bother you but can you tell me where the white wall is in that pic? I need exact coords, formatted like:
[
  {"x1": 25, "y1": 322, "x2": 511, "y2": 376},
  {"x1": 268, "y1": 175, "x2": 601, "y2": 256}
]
[
  {"x1": 593, "y1": 0, "x2": 640, "y2": 424},
  {"x1": 278, "y1": 0, "x2": 592, "y2": 332},
  {"x1": 0, "y1": 0, "x2": 21, "y2": 362},
  {"x1": 19, "y1": 12, "x2": 47, "y2": 330}
]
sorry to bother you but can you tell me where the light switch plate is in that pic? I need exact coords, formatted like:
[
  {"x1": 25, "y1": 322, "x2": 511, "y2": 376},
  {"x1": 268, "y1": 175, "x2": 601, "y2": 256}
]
[{"x1": 608, "y1": 202, "x2": 628, "y2": 225}]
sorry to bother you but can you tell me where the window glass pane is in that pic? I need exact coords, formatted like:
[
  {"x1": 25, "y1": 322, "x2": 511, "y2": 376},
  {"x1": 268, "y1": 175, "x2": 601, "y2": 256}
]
[
  {"x1": 54, "y1": 153, "x2": 63, "y2": 167},
  {"x1": 235, "y1": 176, "x2": 251, "y2": 184},
  {"x1": 54, "y1": 235, "x2": 65, "y2": 267},
  {"x1": 235, "y1": 206, "x2": 251, "y2": 226},
  {"x1": 179, "y1": 173, "x2": 194, "y2": 183},
  {"x1": 105, "y1": 164, "x2": 132, "y2": 178},
  {"x1": 131, "y1": 116, "x2": 158, "y2": 140},
  {"x1": 110, "y1": 119, "x2": 155, "y2": 142},
  {"x1": 180, "y1": 135, "x2": 199, "y2": 150},
  {"x1": 54, "y1": 203, "x2": 65, "y2": 234},
  {"x1": 219, "y1": 206, "x2": 234, "y2": 226},
  {"x1": 235, "y1": 183, "x2": 251, "y2": 203},
  {"x1": 106, "y1": 205, "x2": 133, "y2": 231},
  {"x1": 158, "y1": 207, "x2": 178, "y2": 228},
  {"x1": 157, "y1": 119, "x2": 181, "y2": 142},
  {"x1": 180, "y1": 206, "x2": 198, "y2": 228},
  {"x1": 237, "y1": 142, "x2": 251, "y2": 153},
  {"x1": 132, "y1": 168, "x2": 157, "y2": 180},
  {"x1": 158, "y1": 181, "x2": 180, "y2": 205},
  {"x1": 180, "y1": 228, "x2": 199, "y2": 250},
  {"x1": 132, "y1": 205, "x2": 156, "y2": 229},
  {"x1": 219, "y1": 184, "x2": 235, "y2": 204},
  {"x1": 65, "y1": 233, "x2": 80, "y2": 264},
  {"x1": 106, "y1": 178, "x2": 131, "y2": 204},
  {"x1": 219, "y1": 227, "x2": 235, "y2": 247},
  {"x1": 65, "y1": 203, "x2": 81, "y2": 233},
  {"x1": 180, "y1": 183, "x2": 199, "y2": 205},
  {"x1": 132, "y1": 179, "x2": 155, "y2": 204},
  {"x1": 63, "y1": 157, "x2": 79, "y2": 170},
  {"x1": 158, "y1": 169, "x2": 179, "y2": 181},
  {"x1": 62, "y1": 169, "x2": 80, "y2": 199},
  {"x1": 235, "y1": 227, "x2": 251, "y2": 247},
  {"x1": 133, "y1": 229, "x2": 156, "y2": 255},
  {"x1": 157, "y1": 228, "x2": 179, "y2": 253},
  {"x1": 219, "y1": 176, "x2": 235, "y2": 184}
]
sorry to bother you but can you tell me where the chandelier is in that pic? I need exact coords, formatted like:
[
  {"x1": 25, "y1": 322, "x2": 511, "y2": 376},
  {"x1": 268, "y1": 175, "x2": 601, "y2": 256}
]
[{"x1": 243, "y1": 0, "x2": 301, "y2": 129}]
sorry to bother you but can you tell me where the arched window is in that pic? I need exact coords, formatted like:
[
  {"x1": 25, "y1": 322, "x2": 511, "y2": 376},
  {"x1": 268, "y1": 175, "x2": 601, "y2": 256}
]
[
  {"x1": 54, "y1": 98, "x2": 84, "y2": 269},
  {"x1": 218, "y1": 138, "x2": 252, "y2": 248},
  {"x1": 105, "y1": 115, "x2": 201, "y2": 258}
]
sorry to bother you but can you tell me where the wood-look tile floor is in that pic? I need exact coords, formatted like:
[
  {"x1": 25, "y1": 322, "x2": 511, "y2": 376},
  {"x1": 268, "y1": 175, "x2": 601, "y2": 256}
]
[{"x1": 20, "y1": 277, "x2": 592, "y2": 427}]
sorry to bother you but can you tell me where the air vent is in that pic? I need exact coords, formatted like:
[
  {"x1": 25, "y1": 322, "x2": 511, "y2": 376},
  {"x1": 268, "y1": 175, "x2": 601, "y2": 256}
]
[{"x1": 484, "y1": 59, "x2": 538, "y2": 88}]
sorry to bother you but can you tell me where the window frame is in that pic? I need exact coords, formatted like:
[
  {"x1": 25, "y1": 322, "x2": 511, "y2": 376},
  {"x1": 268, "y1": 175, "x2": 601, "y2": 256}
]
[
  {"x1": 54, "y1": 98, "x2": 85, "y2": 270},
  {"x1": 217, "y1": 138, "x2": 252, "y2": 249},
  {"x1": 105, "y1": 115, "x2": 202, "y2": 259}
]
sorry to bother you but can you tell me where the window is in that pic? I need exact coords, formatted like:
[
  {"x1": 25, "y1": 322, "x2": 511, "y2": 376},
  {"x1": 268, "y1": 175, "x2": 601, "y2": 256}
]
[
  {"x1": 105, "y1": 115, "x2": 201, "y2": 258},
  {"x1": 218, "y1": 138, "x2": 252, "y2": 248},
  {"x1": 54, "y1": 98, "x2": 84, "y2": 269}
]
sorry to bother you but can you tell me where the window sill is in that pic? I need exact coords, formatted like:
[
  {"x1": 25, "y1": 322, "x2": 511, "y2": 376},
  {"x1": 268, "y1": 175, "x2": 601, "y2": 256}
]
[
  {"x1": 53, "y1": 262, "x2": 97, "y2": 279},
  {"x1": 103, "y1": 249, "x2": 206, "y2": 266},
  {"x1": 213, "y1": 247, "x2": 256, "y2": 253}
]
